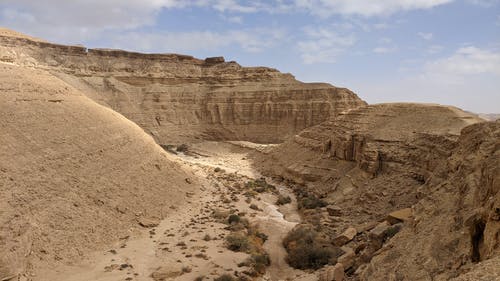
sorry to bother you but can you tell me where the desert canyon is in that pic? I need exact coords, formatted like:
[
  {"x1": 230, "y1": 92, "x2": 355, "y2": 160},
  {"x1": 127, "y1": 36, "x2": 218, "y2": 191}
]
[{"x1": 0, "y1": 27, "x2": 498, "y2": 281}]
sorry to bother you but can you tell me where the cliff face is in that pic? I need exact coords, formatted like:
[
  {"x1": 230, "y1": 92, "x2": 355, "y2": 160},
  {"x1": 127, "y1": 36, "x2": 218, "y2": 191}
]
[
  {"x1": 0, "y1": 31, "x2": 366, "y2": 144},
  {"x1": 253, "y1": 104, "x2": 498, "y2": 280},
  {"x1": 363, "y1": 120, "x2": 500, "y2": 280}
]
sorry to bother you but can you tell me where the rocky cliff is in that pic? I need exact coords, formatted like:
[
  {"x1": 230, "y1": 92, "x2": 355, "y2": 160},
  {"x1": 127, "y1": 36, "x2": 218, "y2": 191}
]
[
  {"x1": 0, "y1": 28, "x2": 366, "y2": 144},
  {"x1": 363, "y1": 120, "x2": 499, "y2": 280},
  {"x1": 252, "y1": 103, "x2": 494, "y2": 280}
]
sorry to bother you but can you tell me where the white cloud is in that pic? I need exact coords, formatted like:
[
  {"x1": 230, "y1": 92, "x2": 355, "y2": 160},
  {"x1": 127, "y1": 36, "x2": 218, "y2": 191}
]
[
  {"x1": 424, "y1": 46, "x2": 500, "y2": 83},
  {"x1": 418, "y1": 32, "x2": 433, "y2": 40},
  {"x1": 297, "y1": 27, "x2": 356, "y2": 64},
  {"x1": 466, "y1": 0, "x2": 500, "y2": 7},
  {"x1": 293, "y1": 0, "x2": 454, "y2": 17},
  {"x1": 373, "y1": 46, "x2": 397, "y2": 54},
  {"x1": 354, "y1": 46, "x2": 500, "y2": 113},
  {"x1": 105, "y1": 28, "x2": 287, "y2": 54}
]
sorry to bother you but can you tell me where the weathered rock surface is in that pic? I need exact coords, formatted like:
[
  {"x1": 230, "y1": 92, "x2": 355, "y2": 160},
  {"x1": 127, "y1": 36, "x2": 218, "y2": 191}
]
[{"x1": 0, "y1": 29, "x2": 366, "y2": 144}]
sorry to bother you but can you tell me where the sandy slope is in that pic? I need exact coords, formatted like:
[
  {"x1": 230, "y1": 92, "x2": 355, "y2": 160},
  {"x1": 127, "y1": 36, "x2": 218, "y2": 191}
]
[{"x1": 0, "y1": 64, "x2": 196, "y2": 279}]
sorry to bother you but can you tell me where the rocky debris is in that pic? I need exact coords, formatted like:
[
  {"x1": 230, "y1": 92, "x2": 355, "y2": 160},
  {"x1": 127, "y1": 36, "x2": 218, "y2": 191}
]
[
  {"x1": 327, "y1": 205, "x2": 342, "y2": 216},
  {"x1": 338, "y1": 247, "x2": 355, "y2": 269},
  {"x1": 333, "y1": 227, "x2": 357, "y2": 246},
  {"x1": 138, "y1": 217, "x2": 160, "y2": 228},
  {"x1": 369, "y1": 221, "x2": 402, "y2": 241},
  {"x1": 386, "y1": 208, "x2": 413, "y2": 224},
  {"x1": 318, "y1": 263, "x2": 344, "y2": 281}
]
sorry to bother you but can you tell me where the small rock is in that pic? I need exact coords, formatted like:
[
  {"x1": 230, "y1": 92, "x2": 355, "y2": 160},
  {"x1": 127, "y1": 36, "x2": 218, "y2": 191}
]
[
  {"x1": 185, "y1": 178, "x2": 192, "y2": 184},
  {"x1": 138, "y1": 217, "x2": 160, "y2": 228},
  {"x1": 338, "y1": 247, "x2": 355, "y2": 269}
]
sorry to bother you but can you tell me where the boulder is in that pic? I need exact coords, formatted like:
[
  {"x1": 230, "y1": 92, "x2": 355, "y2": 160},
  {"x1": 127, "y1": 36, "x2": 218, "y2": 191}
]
[
  {"x1": 334, "y1": 227, "x2": 357, "y2": 246},
  {"x1": 369, "y1": 221, "x2": 391, "y2": 240},
  {"x1": 319, "y1": 263, "x2": 345, "y2": 281},
  {"x1": 386, "y1": 208, "x2": 413, "y2": 224},
  {"x1": 338, "y1": 246, "x2": 355, "y2": 269}
]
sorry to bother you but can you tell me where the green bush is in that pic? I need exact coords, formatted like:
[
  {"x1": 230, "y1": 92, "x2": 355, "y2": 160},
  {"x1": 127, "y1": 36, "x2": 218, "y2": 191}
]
[
  {"x1": 248, "y1": 253, "x2": 271, "y2": 274},
  {"x1": 226, "y1": 234, "x2": 250, "y2": 252},
  {"x1": 298, "y1": 195, "x2": 327, "y2": 209},
  {"x1": 228, "y1": 214, "x2": 241, "y2": 224},
  {"x1": 283, "y1": 225, "x2": 337, "y2": 270},
  {"x1": 276, "y1": 194, "x2": 292, "y2": 205},
  {"x1": 286, "y1": 244, "x2": 333, "y2": 269},
  {"x1": 176, "y1": 143, "x2": 189, "y2": 152}
]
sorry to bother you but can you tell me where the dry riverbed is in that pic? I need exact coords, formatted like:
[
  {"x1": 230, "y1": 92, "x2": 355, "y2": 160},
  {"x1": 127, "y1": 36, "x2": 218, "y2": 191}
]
[{"x1": 38, "y1": 142, "x2": 314, "y2": 281}]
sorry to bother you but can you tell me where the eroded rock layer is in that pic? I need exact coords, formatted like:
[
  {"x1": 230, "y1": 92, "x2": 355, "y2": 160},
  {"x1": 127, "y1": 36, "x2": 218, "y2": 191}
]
[{"x1": 0, "y1": 29, "x2": 366, "y2": 144}]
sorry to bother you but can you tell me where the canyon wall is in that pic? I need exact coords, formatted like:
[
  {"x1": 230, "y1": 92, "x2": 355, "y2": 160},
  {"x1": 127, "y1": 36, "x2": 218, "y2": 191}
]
[
  {"x1": 253, "y1": 103, "x2": 499, "y2": 280},
  {"x1": 0, "y1": 30, "x2": 366, "y2": 144}
]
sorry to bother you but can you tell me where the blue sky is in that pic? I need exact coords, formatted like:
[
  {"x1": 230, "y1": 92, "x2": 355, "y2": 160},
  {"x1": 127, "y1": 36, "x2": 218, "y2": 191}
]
[{"x1": 1, "y1": 0, "x2": 499, "y2": 113}]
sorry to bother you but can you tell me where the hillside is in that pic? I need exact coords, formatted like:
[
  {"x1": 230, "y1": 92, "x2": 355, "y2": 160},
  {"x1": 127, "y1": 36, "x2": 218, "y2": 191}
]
[{"x1": 0, "y1": 64, "x2": 196, "y2": 279}]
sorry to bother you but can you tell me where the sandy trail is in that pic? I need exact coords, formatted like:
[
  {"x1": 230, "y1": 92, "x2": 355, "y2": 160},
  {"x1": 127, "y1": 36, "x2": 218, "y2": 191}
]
[{"x1": 38, "y1": 141, "x2": 313, "y2": 281}]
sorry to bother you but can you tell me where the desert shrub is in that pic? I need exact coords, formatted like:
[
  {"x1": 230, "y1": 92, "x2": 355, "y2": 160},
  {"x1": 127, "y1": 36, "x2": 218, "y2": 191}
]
[
  {"x1": 250, "y1": 253, "x2": 271, "y2": 274},
  {"x1": 228, "y1": 214, "x2": 241, "y2": 224},
  {"x1": 245, "y1": 178, "x2": 276, "y2": 193},
  {"x1": 298, "y1": 195, "x2": 327, "y2": 209},
  {"x1": 159, "y1": 144, "x2": 177, "y2": 154},
  {"x1": 214, "y1": 274, "x2": 235, "y2": 281},
  {"x1": 194, "y1": 276, "x2": 205, "y2": 281},
  {"x1": 283, "y1": 225, "x2": 336, "y2": 269},
  {"x1": 203, "y1": 234, "x2": 211, "y2": 241},
  {"x1": 276, "y1": 194, "x2": 292, "y2": 205},
  {"x1": 176, "y1": 144, "x2": 189, "y2": 152},
  {"x1": 286, "y1": 244, "x2": 333, "y2": 269},
  {"x1": 226, "y1": 234, "x2": 250, "y2": 252}
]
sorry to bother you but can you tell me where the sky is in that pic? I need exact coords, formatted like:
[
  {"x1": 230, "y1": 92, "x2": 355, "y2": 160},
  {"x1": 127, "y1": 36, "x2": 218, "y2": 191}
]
[{"x1": 0, "y1": 0, "x2": 499, "y2": 113}]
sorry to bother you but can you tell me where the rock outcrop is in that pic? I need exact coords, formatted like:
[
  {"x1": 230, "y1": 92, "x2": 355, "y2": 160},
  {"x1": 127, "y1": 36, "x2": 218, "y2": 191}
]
[{"x1": 0, "y1": 28, "x2": 366, "y2": 144}]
